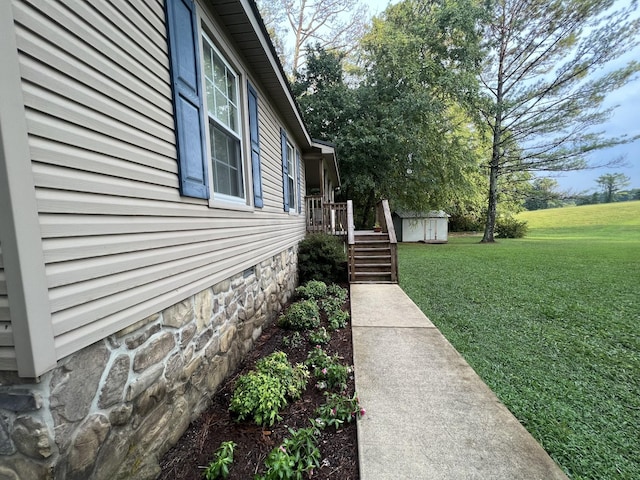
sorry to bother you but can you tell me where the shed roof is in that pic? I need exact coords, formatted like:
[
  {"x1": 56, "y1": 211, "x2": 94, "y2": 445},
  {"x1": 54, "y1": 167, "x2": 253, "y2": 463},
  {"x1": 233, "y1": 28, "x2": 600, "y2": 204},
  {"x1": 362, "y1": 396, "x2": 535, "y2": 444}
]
[{"x1": 395, "y1": 210, "x2": 450, "y2": 219}]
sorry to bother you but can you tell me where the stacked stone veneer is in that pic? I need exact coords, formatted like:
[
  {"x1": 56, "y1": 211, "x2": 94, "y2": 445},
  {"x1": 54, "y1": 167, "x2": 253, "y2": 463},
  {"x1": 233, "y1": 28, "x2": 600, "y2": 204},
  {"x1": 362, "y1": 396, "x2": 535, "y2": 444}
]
[{"x1": 0, "y1": 248, "x2": 298, "y2": 480}]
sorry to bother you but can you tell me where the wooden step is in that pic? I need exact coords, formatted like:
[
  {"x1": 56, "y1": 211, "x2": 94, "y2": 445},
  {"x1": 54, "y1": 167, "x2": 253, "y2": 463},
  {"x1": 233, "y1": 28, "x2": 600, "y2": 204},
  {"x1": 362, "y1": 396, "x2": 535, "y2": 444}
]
[
  {"x1": 353, "y1": 255, "x2": 391, "y2": 264},
  {"x1": 352, "y1": 271, "x2": 393, "y2": 282},
  {"x1": 354, "y1": 263, "x2": 392, "y2": 272}
]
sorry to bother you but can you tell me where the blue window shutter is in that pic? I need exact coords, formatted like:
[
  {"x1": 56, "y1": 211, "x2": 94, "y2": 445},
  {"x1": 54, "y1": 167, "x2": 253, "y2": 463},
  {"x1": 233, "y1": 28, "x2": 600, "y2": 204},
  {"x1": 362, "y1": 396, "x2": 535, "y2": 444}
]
[
  {"x1": 296, "y1": 150, "x2": 302, "y2": 214},
  {"x1": 165, "y1": 0, "x2": 209, "y2": 199},
  {"x1": 281, "y1": 128, "x2": 289, "y2": 212},
  {"x1": 248, "y1": 83, "x2": 263, "y2": 208}
]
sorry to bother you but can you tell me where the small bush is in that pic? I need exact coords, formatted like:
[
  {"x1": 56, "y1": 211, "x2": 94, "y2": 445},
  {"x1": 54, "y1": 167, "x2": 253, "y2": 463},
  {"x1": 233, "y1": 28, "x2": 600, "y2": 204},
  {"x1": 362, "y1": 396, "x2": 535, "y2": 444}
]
[
  {"x1": 495, "y1": 217, "x2": 529, "y2": 238},
  {"x1": 298, "y1": 234, "x2": 347, "y2": 284},
  {"x1": 449, "y1": 214, "x2": 483, "y2": 232},
  {"x1": 295, "y1": 280, "x2": 328, "y2": 300},
  {"x1": 314, "y1": 392, "x2": 365, "y2": 430},
  {"x1": 328, "y1": 310, "x2": 349, "y2": 330},
  {"x1": 229, "y1": 372, "x2": 286, "y2": 426},
  {"x1": 308, "y1": 327, "x2": 331, "y2": 345},
  {"x1": 257, "y1": 426, "x2": 321, "y2": 480},
  {"x1": 282, "y1": 331, "x2": 304, "y2": 349},
  {"x1": 305, "y1": 346, "x2": 351, "y2": 391},
  {"x1": 278, "y1": 299, "x2": 320, "y2": 330},
  {"x1": 256, "y1": 352, "x2": 309, "y2": 401},
  {"x1": 326, "y1": 284, "x2": 348, "y2": 303}
]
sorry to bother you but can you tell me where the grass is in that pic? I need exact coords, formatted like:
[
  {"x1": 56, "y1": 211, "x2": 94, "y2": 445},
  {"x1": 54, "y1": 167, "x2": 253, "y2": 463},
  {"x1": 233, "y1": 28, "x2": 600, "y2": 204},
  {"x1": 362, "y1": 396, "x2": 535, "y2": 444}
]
[{"x1": 399, "y1": 201, "x2": 640, "y2": 480}]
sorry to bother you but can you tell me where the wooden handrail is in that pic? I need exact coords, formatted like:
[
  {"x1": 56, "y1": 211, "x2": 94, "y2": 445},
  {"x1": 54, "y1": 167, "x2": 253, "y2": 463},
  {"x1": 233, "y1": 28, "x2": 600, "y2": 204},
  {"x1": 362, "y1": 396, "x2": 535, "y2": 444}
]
[
  {"x1": 376, "y1": 199, "x2": 398, "y2": 283},
  {"x1": 347, "y1": 200, "x2": 355, "y2": 245},
  {"x1": 381, "y1": 199, "x2": 397, "y2": 244}
]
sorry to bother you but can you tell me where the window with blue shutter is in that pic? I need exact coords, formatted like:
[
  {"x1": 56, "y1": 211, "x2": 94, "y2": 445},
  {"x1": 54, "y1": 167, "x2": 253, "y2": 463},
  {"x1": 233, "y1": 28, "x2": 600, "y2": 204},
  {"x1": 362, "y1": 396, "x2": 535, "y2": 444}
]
[
  {"x1": 248, "y1": 83, "x2": 263, "y2": 208},
  {"x1": 165, "y1": 0, "x2": 209, "y2": 199},
  {"x1": 281, "y1": 129, "x2": 289, "y2": 212}
]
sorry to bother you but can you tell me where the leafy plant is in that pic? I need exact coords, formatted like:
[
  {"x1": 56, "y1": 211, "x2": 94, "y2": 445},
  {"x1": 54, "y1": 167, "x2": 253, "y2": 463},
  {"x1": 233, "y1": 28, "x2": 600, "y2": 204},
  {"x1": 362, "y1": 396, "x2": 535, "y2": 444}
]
[
  {"x1": 326, "y1": 284, "x2": 347, "y2": 303},
  {"x1": 278, "y1": 299, "x2": 320, "y2": 331},
  {"x1": 282, "y1": 331, "x2": 304, "y2": 349},
  {"x1": 305, "y1": 346, "x2": 351, "y2": 391},
  {"x1": 202, "y1": 441, "x2": 236, "y2": 479},
  {"x1": 229, "y1": 372, "x2": 287, "y2": 426},
  {"x1": 327, "y1": 310, "x2": 349, "y2": 331},
  {"x1": 295, "y1": 280, "x2": 328, "y2": 300},
  {"x1": 495, "y1": 216, "x2": 529, "y2": 239},
  {"x1": 315, "y1": 392, "x2": 365, "y2": 430},
  {"x1": 308, "y1": 327, "x2": 331, "y2": 345},
  {"x1": 256, "y1": 352, "x2": 309, "y2": 401},
  {"x1": 256, "y1": 425, "x2": 321, "y2": 480},
  {"x1": 298, "y1": 233, "x2": 347, "y2": 284}
]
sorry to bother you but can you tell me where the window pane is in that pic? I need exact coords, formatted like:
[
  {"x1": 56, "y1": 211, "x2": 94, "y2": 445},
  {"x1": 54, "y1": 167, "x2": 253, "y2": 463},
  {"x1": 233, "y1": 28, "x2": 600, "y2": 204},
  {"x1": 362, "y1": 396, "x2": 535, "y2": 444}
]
[
  {"x1": 210, "y1": 122, "x2": 243, "y2": 198},
  {"x1": 212, "y1": 125, "x2": 229, "y2": 164},
  {"x1": 288, "y1": 177, "x2": 295, "y2": 208},
  {"x1": 213, "y1": 55, "x2": 226, "y2": 93},
  {"x1": 215, "y1": 88, "x2": 229, "y2": 127}
]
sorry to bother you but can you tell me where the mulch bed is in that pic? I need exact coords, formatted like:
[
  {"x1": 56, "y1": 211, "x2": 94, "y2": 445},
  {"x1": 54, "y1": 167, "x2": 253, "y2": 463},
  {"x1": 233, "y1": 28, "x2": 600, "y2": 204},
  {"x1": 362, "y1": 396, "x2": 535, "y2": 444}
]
[{"x1": 158, "y1": 288, "x2": 359, "y2": 480}]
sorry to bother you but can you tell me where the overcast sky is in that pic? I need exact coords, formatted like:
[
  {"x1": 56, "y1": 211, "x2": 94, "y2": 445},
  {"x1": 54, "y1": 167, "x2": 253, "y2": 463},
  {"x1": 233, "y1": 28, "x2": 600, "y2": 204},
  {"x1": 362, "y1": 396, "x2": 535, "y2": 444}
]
[{"x1": 367, "y1": 0, "x2": 640, "y2": 192}]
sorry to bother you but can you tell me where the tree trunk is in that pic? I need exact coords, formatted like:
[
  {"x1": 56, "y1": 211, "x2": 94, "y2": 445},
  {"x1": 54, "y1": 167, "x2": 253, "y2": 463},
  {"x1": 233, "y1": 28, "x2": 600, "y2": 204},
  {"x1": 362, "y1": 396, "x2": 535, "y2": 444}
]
[
  {"x1": 482, "y1": 13, "x2": 506, "y2": 244},
  {"x1": 482, "y1": 160, "x2": 499, "y2": 242}
]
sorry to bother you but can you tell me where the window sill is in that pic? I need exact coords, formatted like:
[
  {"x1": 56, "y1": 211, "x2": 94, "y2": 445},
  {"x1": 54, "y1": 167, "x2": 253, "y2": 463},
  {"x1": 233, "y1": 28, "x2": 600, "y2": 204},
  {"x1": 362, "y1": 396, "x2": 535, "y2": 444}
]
[{"x1": 208, "y1": 196, "x2": 254, "y2": 212}]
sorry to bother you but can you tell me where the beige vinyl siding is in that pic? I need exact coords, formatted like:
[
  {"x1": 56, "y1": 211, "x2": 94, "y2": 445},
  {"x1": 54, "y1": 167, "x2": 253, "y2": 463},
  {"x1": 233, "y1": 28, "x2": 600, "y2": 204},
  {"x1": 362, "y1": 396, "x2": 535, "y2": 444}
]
[{"x1": 12, "y1": 0, "x2": 306, "y2": 361}]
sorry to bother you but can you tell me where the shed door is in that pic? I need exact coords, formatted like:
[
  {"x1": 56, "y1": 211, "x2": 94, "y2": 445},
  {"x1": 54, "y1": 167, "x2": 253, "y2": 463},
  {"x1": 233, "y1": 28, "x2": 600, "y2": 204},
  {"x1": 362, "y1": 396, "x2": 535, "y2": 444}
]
[{"x1": 428, "y1": 219, "x2": 438, "y2": 241}]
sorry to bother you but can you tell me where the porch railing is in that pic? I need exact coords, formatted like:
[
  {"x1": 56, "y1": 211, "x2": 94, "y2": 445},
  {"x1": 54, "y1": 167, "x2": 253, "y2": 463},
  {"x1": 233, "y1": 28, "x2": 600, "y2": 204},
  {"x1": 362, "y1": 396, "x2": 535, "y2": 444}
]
[
  {"x1": 305, "y1": 195, "x2": 348, "y2": 235},
  {"x1": 375, "y1": 199, "x2": 399, "y2": 283}
]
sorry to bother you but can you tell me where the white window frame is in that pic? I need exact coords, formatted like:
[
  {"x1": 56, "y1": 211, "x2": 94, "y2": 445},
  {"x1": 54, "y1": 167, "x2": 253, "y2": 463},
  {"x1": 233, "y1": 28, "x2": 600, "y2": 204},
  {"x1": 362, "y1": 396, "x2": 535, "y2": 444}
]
[
  {"x1": 286, "y1": 141, "x2": 296, "y2": 213},
  {"x1": 197, "y1": 13, "x2": 253, "y2": 210}
]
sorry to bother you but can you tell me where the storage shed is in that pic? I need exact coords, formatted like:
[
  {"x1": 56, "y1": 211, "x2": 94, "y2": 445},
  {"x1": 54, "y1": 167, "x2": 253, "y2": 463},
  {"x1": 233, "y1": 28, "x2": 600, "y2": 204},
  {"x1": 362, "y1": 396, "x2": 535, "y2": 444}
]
[{"x1": 393, "y1": 211, "x2": 450, "y2": 243}]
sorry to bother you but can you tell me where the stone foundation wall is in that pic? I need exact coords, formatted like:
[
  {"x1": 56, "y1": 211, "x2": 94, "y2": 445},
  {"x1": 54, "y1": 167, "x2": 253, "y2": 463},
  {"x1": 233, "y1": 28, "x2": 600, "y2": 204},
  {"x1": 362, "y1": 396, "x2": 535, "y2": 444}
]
[{"x1": 0, "y1": 248, "x2": 298, "y2": 480}]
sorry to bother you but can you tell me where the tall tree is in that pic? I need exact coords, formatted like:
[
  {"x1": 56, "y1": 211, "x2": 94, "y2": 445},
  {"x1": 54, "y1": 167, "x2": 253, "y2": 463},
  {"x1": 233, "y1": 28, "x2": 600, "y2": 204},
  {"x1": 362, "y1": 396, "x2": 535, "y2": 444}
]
[
  {"x1": 596, "y1": 172, "x2": 631, "y2": 202},
  {"x1": 523, "y1": 177, "x2": 564, "y2": 210},
  {"x1": 348, "y1": 0, "x2": 487, "y2": 226},
  {"x1": 256, "y1": 0, "x2": 369, "y2": 74},
  {"x1": 479, "y1": 0, "x2": 640, "y2": 242},
  {"x1": 292, "y1": 0, "x2": 488, "y2": 228}
]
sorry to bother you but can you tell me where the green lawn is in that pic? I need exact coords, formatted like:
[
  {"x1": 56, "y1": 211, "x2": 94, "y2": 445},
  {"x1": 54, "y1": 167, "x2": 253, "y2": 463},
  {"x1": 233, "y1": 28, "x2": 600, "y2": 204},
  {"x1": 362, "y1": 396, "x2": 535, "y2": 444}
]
[{"x1": 399, "y1": 201, "x2": 640, "y2": 479}]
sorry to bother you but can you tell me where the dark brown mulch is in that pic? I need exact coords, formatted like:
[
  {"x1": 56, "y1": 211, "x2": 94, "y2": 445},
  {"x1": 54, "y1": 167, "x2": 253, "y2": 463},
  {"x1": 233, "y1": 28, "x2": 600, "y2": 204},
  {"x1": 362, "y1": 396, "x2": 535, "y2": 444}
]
[{"x1": 158, "y1": 290, "x2": 358, "y2": 480}]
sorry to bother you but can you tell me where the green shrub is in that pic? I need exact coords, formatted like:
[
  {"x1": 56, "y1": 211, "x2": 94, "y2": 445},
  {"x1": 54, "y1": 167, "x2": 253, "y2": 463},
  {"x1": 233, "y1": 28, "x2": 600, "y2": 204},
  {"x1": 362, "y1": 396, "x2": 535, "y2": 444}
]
[
  {"x1": 298, "y1": 234, "x2": 346, "y2": 284},
  {"x1": 448, "y1": 214, "x2": 484, "y2": 232},
  {"x1": 314, "y1": 392, "x2": 365, "y2": 430},
  {"x1": 257, "y1": 426, "x2": 321, "y2": 480},
  {"x1": 229, "y1": 372, "x2": 286, "y2": 426},
  {"x1": 278, "y1": 299, "x2": 320, "y2": 330},
  {"x1": 305, "y1": 346, "x2": 351, "y2": 391},
  {"x1": 295, "y1": 280, "x2": 328, "y2": 300},
  {"x1": 256, "y1": 352, "x2": 309, "y2": 401},
  {"x1": 282, "y1": 331, "x2": 304, "y2": 349},
  {"x1": 495, "y1": 217, "x2": 529, "y2": 238},
  {"x1": 308, "y1": 327, "x2": 331, "y2": 345},
  {"x1": 326, "y1": 284, "x2": 348, "y2": 303},
  {"x1": 202, "y1": 441, "x2": 236, "y2": 479},
  {"x1": 328, "y1": 310, "x2": 349, "y2": 330}
]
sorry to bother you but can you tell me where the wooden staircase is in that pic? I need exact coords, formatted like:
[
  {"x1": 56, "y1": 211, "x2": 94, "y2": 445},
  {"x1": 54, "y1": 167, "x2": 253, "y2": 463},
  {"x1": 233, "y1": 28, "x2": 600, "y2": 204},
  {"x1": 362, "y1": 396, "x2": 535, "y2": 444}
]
[
  {"x1": 350, "y1": 232, "x2": 396, "y2": 283},
  {"x1": 347, "y1": 200, "x2": 399, "y2": 284}
]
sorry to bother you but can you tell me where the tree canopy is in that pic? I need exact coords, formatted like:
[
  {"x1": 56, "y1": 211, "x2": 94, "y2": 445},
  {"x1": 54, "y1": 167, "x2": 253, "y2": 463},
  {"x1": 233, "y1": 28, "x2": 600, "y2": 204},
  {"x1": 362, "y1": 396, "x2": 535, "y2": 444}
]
[{"x1": 292, "y1": 0, "x2": 488, "y2": 227}]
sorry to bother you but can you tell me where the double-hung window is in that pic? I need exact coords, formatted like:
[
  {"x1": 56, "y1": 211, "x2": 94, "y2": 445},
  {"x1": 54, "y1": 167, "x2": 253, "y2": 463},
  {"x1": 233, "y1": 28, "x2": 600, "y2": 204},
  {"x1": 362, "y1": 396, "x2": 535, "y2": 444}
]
[
  {"x1": 286, "y1": 141, "x2": 296, "y2": 211},
  {"x1": 201, "y1": 33, "x2": 244, "y2": 201}
]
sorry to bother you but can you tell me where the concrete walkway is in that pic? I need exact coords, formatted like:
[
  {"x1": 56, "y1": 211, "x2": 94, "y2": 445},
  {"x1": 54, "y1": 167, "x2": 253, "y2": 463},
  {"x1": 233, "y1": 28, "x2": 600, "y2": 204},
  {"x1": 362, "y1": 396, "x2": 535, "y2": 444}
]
[{"x1": 351, "y1": 284, "x2": 568, "y2": 480}]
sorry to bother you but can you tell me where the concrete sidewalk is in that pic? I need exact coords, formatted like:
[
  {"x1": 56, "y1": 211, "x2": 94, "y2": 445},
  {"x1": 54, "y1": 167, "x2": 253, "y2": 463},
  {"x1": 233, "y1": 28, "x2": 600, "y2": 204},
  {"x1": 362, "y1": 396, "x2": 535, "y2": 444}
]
[{"x1": 351, "y1": 284, "x2": 568, "y2": 480}]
